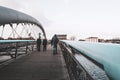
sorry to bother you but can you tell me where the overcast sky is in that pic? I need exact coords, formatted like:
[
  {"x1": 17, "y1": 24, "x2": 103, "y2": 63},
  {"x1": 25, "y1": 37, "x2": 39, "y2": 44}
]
[{"x1": 0, "y1": 0, "x2": 120, "y2": 40}]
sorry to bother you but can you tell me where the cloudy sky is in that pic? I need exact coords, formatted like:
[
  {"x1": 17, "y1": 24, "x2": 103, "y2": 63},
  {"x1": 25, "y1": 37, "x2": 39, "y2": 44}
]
[{"x1": 0, "y1": 0, "x2": 120, "y2": 40}]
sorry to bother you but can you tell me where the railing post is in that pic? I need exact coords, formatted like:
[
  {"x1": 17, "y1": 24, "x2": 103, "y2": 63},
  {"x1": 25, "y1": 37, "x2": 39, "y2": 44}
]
[
  {"x1": 32, "y1": 42, "x2": 34, "y2": 51},
  {"x1": 26, "y1": 42, "x2": 28, "y2": 54},
  {"x1": 15, "y1": 42, "x2": 18, "y2": 58}
]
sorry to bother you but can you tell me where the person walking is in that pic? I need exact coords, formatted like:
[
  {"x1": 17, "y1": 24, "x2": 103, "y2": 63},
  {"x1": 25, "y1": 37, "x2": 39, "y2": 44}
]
[
  {"x1": 37, "y1": 33, "x2": 41, "y2": 51},
  {"x1": 42, "y1": 38, "x2": 47, "y2": 51},
  {"x1": 51, "y1": 34, "x2": 59, "y2": 55}
]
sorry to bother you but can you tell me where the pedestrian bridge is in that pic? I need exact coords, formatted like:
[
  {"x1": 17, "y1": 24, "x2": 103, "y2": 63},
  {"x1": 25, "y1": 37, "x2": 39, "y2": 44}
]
[
  {"x1": 0, "y1": 6, "x2": 119, "y2": 80},
  {"x1": 0, "y1": 43, "x2": 69, "y2": 80},
  {"x1": 0, "y1": 40, "x2": 120, "y2": 80}
]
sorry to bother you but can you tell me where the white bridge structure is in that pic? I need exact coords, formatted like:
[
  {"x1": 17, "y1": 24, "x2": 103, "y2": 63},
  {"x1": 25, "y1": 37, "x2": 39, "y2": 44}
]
[{"x1": 0, "y1": 6, "x2": 46, "y2": 39}]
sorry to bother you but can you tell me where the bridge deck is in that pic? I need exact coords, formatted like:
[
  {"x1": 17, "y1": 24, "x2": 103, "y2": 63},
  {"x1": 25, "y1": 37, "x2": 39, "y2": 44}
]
[{"x1": 0, "y1": 45, "x2": 69, "y2": 80}]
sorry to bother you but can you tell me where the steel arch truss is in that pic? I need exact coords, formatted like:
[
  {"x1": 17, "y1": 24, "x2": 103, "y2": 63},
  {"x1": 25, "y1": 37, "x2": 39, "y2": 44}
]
[{"x1": 0, "y1": 6, "x2": 46, "y2": 38}]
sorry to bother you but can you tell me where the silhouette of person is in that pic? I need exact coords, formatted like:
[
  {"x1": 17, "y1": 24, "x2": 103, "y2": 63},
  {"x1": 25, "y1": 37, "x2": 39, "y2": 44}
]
[
  {"x1": 37, "y1": 33, "x2": 41, "y2": 51},
  {"x1": 42, "y1": 38, "x2": 47, "y2": 51},
  {"x1": 51, "y1": 34, "x2": 59, "y2": 55}
]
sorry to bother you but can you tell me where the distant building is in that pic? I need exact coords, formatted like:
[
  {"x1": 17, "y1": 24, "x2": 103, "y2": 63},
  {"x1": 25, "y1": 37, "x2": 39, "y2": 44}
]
[
  {"x1": 57, "y1": 34, "x2": 67, "y2": 40},
  {"x1": 105, "y1": 39, "x2": 120, "y2": 44},
  {"x1": 85, "y1": 37, "x2": 98, "y2": 42},
  {"x1": 7, "y1": 37, "x2": 17, "y2": 40},
  {"x1": 0, "y1": 37, "x2": 4, "y2": 40},
  {"x1": 70, "y1": 36, "x2": 76, "y2": 40},
  {"x1": 98, "y1": 39, "x2": 105, "y2": 43},
  {"x1": 79, "y1": 39, "x2": 85, "y2": 41}
]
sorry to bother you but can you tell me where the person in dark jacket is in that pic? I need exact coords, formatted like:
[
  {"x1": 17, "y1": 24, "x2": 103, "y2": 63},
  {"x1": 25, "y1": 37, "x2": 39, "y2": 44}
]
[
  {"x1": 37, "y1": 33, "x2": 41, "y2": 51},
  {"x1": 51, "y1": 34, "x2": 59, "y2": 55},
  {"x1": 42, "y1": 38, "x2": 47, "y2": 51}
]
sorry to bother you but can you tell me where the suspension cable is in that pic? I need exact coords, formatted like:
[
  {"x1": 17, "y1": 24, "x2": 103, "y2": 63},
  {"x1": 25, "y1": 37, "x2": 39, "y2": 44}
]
[
  {"x1": 12, "y1": 24, "x2": 21, "y2": 38},
  {"x1": 22, "y1": 24, "x2": 29, "y2": 38},
  {"x1": 9, "y1": 24, "x2": 17, "y2": 38},
  {"x1": 1, "y1": 25, "x2": 5, "y2": 37},
  {"x1": 20, "y1": 24, "x2": 25, "y2": 37},
  {"x1": 30, "y1": 25, "x2": 37, "y2": 39}
]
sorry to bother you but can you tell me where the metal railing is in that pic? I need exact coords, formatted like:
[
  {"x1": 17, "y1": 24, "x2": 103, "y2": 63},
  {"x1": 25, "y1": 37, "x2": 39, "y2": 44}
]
[
  {"x1": 59, "y1": 41, "x2": 109, "y2": 80},
  {"x1": 0, "y1": 40, "x2": 36, "y2": 59}
]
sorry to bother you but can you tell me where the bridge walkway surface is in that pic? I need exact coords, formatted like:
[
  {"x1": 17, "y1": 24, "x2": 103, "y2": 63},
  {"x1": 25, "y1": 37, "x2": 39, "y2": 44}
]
[{"x1": 0, "y1": 45, "x2": 69, "y2": 80}]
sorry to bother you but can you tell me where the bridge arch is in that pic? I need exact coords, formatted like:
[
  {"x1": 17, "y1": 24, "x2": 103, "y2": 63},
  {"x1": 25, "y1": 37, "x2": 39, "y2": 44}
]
[{"x1": 0, "y1": 6, "x2": 46, "y2": 38}]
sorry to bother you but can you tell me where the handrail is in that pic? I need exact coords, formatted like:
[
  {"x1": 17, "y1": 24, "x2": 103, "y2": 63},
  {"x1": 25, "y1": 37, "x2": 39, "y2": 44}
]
[
  {"x1": 0, "y1": 40, "x2": 35, "y2": 43},
  {"x1": 59, "y1": 41, "x2": 109, "y2": 80},
  {"x1": 0, "y1": 40, "x2": 36, "y2": 60}
]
